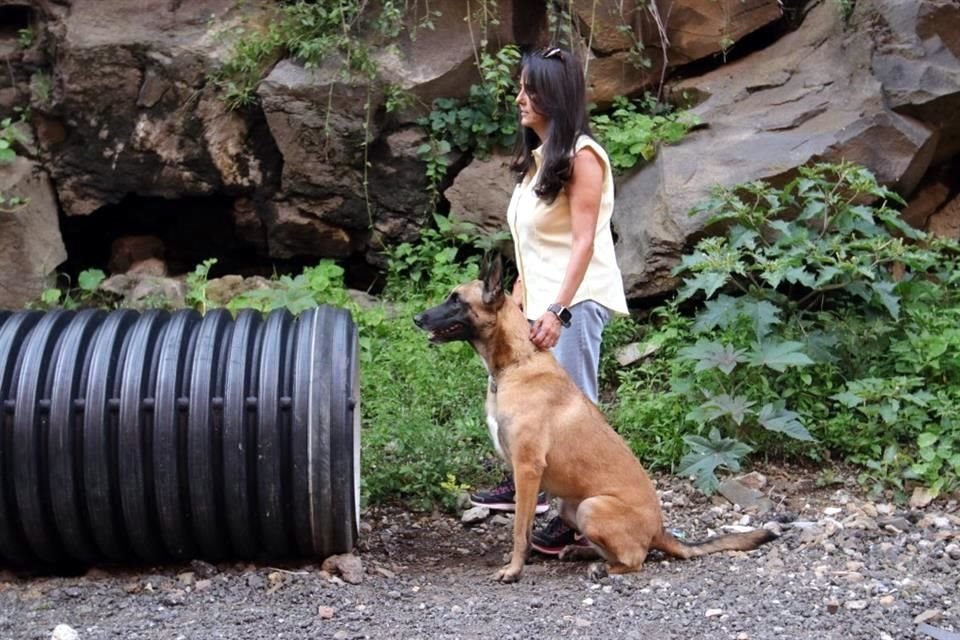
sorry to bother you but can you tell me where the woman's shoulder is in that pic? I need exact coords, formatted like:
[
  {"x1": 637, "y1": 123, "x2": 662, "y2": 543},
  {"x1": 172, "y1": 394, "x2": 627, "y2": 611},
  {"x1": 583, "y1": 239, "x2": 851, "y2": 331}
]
[
  {"x1": 574, "y1": 135, "x2": 610, "y2": 168},
  {"x1": 575, "y1": 135, "x2": 609, "y2": 157}
]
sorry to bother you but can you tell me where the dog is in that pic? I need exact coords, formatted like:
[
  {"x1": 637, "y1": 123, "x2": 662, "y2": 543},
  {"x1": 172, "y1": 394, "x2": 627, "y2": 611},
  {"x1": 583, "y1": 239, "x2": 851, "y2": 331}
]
[{"x1": 413, "y1": 254, "x2": 776, "y2": 582}]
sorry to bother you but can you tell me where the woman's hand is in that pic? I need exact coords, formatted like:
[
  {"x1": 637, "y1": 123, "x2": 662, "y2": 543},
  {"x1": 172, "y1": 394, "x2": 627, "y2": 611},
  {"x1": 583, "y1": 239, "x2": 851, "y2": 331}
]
[{"x1": 530, "y1": 311, "x2": 562, "y2": 349}]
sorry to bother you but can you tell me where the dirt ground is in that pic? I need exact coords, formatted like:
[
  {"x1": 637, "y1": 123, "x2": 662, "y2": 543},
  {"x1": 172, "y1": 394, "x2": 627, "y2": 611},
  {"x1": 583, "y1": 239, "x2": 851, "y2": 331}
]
[{"x1": 2, "y1": 464, "x2": 959, "y2": 640}]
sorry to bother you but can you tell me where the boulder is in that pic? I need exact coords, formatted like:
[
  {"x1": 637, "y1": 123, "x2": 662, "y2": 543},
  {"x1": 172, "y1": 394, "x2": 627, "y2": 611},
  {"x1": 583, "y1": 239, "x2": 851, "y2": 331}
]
[
  {"x1": 586, "y1": 49, "x2": 665, "y2": 106},
  {"x1": 0, "y1": 157, "x2": 66, "y2": 309},
  {"x1": 575, "y1": 0, "x2": 783, "y2": 104},
  {"x1": 366, "y1": 126, "x2": 436, "y2": 233},
  {"x1": 107, "y1": 235, "x2": 165, "y2": 275},
  {"x1": 661, "y1": 0, "x2": 784, "y2": 65},
  {"x1": 47, "y1": 0, "x2": 276, "y2": 216},
  {"x1": 205, "y1": 274, "x2": 274, "y2": 306},
  {"x1": 928, "y1": 193, "x2": 960, "y2": 239},
  {"x1": 372, "y1": 0, "x2": 514, "y2": 122},
  {"x1": 99, "y1": 272, "x2": 186, "y2": 309},
  {"x1": 574, "y1": 0, "x2": 639, "y2": 54},
  {"x1": 444, "y1": 153, "x2": 514, "y2": 236},
  {"x1": 258, "y1": 58, "x2": 379, "y2": 200},
  {"x1": 613, "y1": 0, "x2": 945, "y2": 300},
  {"x1": 265, "y1": 198, "x2": 368, "y2": 260},
  {"x1": 902, "y1": 180, "x2": 951, "y2": 229},
  {"x1": 869, "y1": 0, "x2": 960, "y2": 164}
]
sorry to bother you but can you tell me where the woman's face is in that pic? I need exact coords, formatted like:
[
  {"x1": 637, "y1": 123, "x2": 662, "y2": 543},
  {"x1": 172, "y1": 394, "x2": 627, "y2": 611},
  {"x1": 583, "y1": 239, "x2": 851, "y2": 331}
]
[{"x1": 516, "y1": 71, "x2": 548, "y2": 135}]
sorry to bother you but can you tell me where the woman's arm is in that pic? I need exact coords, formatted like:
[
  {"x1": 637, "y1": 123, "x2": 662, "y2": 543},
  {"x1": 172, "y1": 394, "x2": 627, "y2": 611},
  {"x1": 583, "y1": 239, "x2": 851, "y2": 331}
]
[
  {"x1": 511, "y1": 276, "x2": 524, "y2": 311},
  {"x1": 530, "y1": 146, "x2": 604, "y2": 349}
]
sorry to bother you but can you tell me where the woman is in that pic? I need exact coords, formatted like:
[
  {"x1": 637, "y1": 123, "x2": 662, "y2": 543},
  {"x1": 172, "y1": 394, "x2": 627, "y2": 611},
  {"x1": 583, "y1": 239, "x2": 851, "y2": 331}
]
[{"x1": 469, "y1": 45, "x2": 629, "y2": 556}]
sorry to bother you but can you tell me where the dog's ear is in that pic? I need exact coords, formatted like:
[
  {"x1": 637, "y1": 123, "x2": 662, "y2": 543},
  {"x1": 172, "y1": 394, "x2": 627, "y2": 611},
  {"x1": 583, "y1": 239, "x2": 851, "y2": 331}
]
[{"x1": 480, "y1": 251, "x2": 505, "y2": 306}]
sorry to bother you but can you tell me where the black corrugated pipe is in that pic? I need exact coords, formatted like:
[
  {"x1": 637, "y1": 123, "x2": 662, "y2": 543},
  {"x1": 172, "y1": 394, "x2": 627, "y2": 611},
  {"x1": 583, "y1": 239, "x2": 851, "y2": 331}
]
[{"x1": 0, "y1": 306, "x2": 360, "y2": 567}]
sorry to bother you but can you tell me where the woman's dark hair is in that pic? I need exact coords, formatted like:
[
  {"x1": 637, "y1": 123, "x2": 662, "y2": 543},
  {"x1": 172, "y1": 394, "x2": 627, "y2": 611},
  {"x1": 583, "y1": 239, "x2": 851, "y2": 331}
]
[{"x1": 510, "y1": 46, "x2": 593, "y2": 204}]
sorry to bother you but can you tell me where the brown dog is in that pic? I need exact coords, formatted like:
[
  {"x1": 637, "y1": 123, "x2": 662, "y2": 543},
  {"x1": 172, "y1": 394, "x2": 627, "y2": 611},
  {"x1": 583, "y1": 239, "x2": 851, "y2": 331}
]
[{"x1": 413, "y1": 254, "x2": 776, "y2": 582}]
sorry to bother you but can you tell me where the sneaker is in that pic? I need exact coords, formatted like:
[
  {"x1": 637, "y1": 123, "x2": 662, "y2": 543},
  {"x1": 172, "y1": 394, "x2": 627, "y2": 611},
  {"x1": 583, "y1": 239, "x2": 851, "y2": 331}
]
[
  {"x1": 530, "y1": 516, "x2": 589, "y2": 555},
  {"x1": 469, "y1": 476, "x2": 550, "y2": 514}
]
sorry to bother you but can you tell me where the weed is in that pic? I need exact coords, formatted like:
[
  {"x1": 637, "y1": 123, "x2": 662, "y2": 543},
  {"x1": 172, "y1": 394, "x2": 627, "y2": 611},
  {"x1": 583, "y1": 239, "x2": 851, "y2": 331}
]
[
  {"x1": 667, "y1": 162, "x2": 960, "y2": 496},
  {"x1": 590, "y1": 95, "x2": 699, "y2": 173},
  {"x1": 0, "y1": 110, "x2": 30, "y2": 164},
  {"x1": 17, "y1": 27, "x2": 35, "y2": 49}
]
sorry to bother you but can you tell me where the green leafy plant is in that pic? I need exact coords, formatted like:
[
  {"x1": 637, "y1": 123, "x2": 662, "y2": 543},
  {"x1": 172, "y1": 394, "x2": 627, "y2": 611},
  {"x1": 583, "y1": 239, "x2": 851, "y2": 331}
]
[
  {"x1": 226, "y1": 261, "x2": 352, "y2": 314},
  {"x1": 185, "y1": 258, "x2": 219, "y2": 314},
  {"x1": 415, "y1": 137, "x2": 452, "y2": 207},
  {"x1": 911, "y1": 413, "x2": 960, "y2": 497},
  {"x1": 590, "y1": 95, "x2": 699, "y2": 173},
  {"x1": 30, "y1": 71, "x2": 52, "y2": 105},
  {"x1": 418, "y1": 44, "x2": 520, "y2": 161},
  {"x1": 213, "y1": 1, "x2": 437, "y2": 111},
  {"x1": 17, "y1": 27, "x2": 35, "y2": 49},
  {"x1": 836, "y1": 0, "x2": 856, "y2": 22},
  {"x1": 673, "y1": 296, "x2": 815, "y2": 492},
  {"x1": 607, "y1": 306, "x2": 696, "y2": 471},
  {"x1": 359, "y1": 218, "x2": 492, "y2": 509},
  {"x1": 0, "y1": 192, "x2": 27, "y2": 212},
  {"x1": 383, "y1": 84, "x2": 413, "y2": 114},
  {"x1": 0, "y1": 111, "x2": 30, "y2": 164},
  {"x1": 678, "y1": 162, "x2": 917, "y2": 315},
  {"x1": 668, "y1": 162, "x2": 960, "y2": 497},
  {"x1": 35, "y1": 269, "x2": 109, "y2": 310},
  {"x1": 382, "y1": 213, "x2": 482, "y2": 301}
]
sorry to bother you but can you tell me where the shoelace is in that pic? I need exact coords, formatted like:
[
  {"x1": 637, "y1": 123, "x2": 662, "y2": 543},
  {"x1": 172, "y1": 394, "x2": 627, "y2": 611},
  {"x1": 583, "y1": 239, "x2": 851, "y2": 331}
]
[
  {"x1": 542, "y1": 518, "x2": 572, "y2": 537},
  {"x1": 490, "y1": 482, "x2": 515, "y2": 497}
]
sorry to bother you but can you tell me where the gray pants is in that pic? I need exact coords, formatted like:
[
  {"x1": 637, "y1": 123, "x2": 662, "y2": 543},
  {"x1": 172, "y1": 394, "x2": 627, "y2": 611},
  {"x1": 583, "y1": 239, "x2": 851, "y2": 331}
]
[{"x1": 550, "y1": 300, "x2": 612, "y2": 404}]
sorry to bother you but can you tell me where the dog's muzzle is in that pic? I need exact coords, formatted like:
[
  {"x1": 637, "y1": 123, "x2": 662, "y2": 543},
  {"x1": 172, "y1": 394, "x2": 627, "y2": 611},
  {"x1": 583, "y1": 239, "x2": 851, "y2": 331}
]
[{"x1": 413, "y1": 310, "x2": 467, "y2": 343}]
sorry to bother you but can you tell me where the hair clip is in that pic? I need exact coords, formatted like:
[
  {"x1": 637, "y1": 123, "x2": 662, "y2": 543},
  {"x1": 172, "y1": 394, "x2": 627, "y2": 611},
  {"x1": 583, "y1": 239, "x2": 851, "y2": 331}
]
[{"x1": 542, "y1": 47, "x2": 563, "y2": 60}]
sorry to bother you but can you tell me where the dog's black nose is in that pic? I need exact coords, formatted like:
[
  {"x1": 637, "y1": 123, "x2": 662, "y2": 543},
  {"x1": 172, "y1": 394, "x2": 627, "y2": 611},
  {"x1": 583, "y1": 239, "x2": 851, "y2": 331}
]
[{"x1": 413, "y1": 313, "x2": 424, "y2": 328}]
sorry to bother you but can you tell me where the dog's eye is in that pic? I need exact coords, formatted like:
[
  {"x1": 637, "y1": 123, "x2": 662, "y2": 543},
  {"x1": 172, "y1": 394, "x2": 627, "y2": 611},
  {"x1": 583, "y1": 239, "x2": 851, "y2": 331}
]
[{"x1": 448, "y1": 292, "x2": 460, "y2": 304}]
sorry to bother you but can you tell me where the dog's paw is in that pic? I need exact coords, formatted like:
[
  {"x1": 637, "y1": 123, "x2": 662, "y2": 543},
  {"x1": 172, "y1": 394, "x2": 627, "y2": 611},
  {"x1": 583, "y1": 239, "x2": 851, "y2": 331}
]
[
  {"x1": 494, "y1": 565, "x2": 523, "y2": 583},
  {"x1": 587, "y1": 562, "x2": 609, "y2": 582}
]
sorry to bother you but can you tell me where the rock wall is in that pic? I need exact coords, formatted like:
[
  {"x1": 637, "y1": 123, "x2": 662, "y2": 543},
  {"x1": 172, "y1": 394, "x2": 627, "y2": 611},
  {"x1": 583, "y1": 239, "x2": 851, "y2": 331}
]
[{"x1": 0, "y1": 0, "x2": 957, "y2": 308}]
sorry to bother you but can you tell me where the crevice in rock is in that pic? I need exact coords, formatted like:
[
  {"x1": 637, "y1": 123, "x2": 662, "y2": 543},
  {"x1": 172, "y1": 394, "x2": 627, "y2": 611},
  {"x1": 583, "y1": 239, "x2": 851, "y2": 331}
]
[
  {"x1": 0, "y1": 5, "x2": 33, "y2": 42},
  {"x1": 57, "y1": 194, "x2": 277, "y2": 281},
  {"x1": 664, "y1": 0, "x2": 817, "y2": 98}
]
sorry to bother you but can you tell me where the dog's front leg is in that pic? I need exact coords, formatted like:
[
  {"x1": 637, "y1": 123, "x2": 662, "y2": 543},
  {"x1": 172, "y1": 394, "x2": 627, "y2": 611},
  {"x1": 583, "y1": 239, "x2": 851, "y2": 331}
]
[{"x1": 495, "y1": 453, "x2": 543, "y2": 583}]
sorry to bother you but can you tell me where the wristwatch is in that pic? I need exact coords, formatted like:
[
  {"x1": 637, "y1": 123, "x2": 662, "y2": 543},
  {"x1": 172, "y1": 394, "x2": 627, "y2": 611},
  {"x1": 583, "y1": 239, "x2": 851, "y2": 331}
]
[{"x1": 547, "y1": 303, "x2": 572, "y2": 328}]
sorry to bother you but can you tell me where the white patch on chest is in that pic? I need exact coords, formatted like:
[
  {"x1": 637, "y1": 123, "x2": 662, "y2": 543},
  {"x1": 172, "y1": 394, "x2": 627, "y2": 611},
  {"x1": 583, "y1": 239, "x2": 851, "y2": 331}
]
[
  {"x1": 486, "y1": 413, "x2": 505, "y2": 460},
  {"x1": 484, "y1": 373, "x2": 506, "y2": 460}
]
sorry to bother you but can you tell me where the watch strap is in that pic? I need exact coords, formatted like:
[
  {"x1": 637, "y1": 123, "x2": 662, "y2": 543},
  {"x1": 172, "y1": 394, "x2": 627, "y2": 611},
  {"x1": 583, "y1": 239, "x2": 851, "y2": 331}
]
[{"x1": 547, "y1": 303, "x2": 572, "y2": 328}]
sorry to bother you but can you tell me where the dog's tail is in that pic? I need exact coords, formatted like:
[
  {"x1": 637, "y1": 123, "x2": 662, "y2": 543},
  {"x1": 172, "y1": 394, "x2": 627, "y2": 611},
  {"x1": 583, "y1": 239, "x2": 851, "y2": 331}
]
[{"x1": 651, "y1": 526, "x2": 777, "y2": 560}]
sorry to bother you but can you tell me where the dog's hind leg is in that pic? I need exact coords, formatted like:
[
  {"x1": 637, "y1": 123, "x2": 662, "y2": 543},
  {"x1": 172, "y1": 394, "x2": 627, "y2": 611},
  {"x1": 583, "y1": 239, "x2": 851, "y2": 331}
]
[{"x1": 574, "y1": 496, "x2": 653, "y2": 575}]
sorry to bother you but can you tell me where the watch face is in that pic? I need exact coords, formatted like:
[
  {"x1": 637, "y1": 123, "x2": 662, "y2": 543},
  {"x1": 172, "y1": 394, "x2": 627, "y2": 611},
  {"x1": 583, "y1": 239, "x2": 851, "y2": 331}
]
[{"x1": 549, "y1": 304, "x2": 571, "y2": 325}]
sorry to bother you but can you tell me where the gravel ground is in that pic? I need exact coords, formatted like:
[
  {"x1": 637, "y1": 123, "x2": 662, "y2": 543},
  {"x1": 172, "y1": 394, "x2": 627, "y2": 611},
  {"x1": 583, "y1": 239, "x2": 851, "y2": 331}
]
[{"x1": 2, "y1": 465, "x2": 958, "y2": 640}]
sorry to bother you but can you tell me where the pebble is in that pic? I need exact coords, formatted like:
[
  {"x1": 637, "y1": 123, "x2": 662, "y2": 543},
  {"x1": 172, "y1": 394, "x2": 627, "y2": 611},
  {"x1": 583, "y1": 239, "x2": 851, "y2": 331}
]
[
  {"x1": 321, "y1": 553, "x2": 364, "y2": 585},
  {"x1": 914, "y1": 609, "x2": 942, "y2": 624},
  {"x1": 488, "y1": 514, "x2": 512, "y2": 527},
  {"x1": 50, "y1": 625, "x2": 78, "y2": 640},
  {"x1": 461, "y1": 507, "x2": 490, "y2": 524}
]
